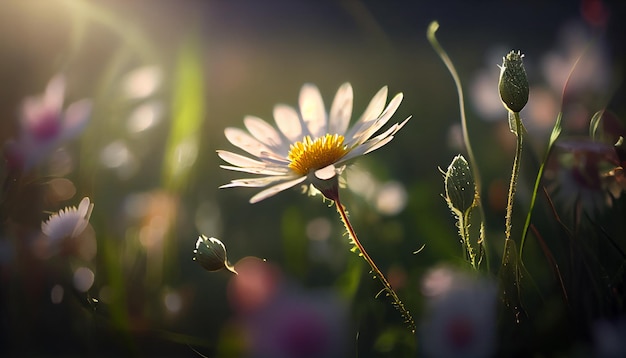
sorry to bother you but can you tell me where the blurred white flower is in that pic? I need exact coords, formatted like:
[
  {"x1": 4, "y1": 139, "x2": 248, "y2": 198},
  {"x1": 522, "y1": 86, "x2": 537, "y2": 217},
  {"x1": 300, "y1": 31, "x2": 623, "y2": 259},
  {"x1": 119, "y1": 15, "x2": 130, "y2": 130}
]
[
  {"x1": 420, "y1": 266, "x2": 497, "y2": 358},
  {"x1": 3, "y1": 75, "x2": 92, "y2": 172},
  {"x1": 42, "y1": 197, "x2": 94, "y2": 242},
  {"x1": 218, "y1": 83, "x2": 410, "y2": 203},
  {"x1": 593, "y1": 317, "x2": 626, "y2": 358}
]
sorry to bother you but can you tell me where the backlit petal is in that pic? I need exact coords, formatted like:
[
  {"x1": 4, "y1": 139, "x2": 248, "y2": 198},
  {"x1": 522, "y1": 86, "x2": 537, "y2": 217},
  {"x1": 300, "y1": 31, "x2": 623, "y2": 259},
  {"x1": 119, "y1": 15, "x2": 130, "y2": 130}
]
[
  {"x1": 224, "y1": 127, "x2": 276, "y2": 158},
  {"x1": 220, "y1": 165, "x2": 289, "y2": 176},
  {"x1": 218, "y1": 150, "x2": 275, "y2": 168},
  {"x1": 328, "y1": 83, "x2": 353, "y2": 135},
  {"x1": 274, "y1": 104, "x2": 303, "y2": 143},
  {"x1": 220, "y1": 175, "x2": 297, "y2": 188},
  {"x1": 243, "y1": 115, "x2": 286, "y2": 154},
  {"x1": 344, "y1": 86, "x2": 388, "y2": 140},
  {"x1": 299, "y1": 84, "x2": 326, "y2": 139},
  {"x1": 348, "y1": 93, "x2": 404, "y2": 146},
  {"x1": 249, "y1": 176, "x2": 307, "y2": 203}
]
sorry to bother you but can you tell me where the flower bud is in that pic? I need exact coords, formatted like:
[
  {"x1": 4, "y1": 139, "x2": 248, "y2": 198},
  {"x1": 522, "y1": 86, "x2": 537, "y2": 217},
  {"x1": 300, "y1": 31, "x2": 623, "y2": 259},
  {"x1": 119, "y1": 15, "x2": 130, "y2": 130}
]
[
  {"x1": 193, "y1": 235, "x2": 237, "y2": 274},
  {"x1": 499, "y1": 50, "x2": 529, "y2": 113},
  {"x1": 444, "y1": 155, "x2": 477, "y2": 215}
]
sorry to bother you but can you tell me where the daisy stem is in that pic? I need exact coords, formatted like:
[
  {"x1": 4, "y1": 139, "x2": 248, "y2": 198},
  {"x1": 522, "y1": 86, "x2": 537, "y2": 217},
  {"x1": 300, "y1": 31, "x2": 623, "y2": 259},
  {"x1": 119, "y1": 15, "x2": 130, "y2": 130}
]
[
  {"x1": 505, "y1": 111, "x2": 523, "y2": 243},
  {"x1": 335, "y1": 198, "x2": 416, "y2": 333}
]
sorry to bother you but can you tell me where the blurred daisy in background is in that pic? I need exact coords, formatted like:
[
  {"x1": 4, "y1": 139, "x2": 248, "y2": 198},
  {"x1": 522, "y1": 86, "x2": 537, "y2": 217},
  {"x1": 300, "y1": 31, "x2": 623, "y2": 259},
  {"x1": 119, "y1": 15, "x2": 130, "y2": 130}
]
[
  {"x1": 593, "y1": 316, "x2": 626, "y2": 358},
  {"x1": 38, "y1": 197, "x2": 94, "y2": 258},
  {"x1": 419, "y1": 265, "x2": 497, "y2": 358},
  {"x1": 3, "y1": 75, "x2": 92, "y2": 172},
  {"x1": 218, "y1": 82, "x2": 410, "y2": 203}
]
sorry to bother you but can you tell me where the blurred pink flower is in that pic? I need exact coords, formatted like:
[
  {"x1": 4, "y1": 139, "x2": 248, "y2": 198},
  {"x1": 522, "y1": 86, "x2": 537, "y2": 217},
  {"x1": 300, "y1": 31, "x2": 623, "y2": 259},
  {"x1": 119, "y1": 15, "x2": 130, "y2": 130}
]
[
  {"x1": 245, "y1": 287, "x2": 348, "y2": 358},
  {"x1": 546, "y1": 138, "x2": 624, "y2": 216},
  {"x1": 3, "y1": 75, "x2": 92, "y2": 172},
  {"x1": 419, "y1": 266, "x2": 497, "y2": 358},
  {"x1": 227, "y1": 257, "x2": 348, "y2": 358}
]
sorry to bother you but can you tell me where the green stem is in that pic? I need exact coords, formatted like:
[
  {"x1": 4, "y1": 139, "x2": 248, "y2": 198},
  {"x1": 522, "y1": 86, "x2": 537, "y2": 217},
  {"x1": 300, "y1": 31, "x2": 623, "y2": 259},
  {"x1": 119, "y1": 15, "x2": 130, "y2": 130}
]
[
  {"x1": 459, "y1": 211, "x2": 476, "y2": 269},
  {"x1": 505, "y1": 111, "x2": 523, "y2": 242},
  {"x1": 519, "y1": 112, "x2": 562, "y2": 259},
  {"x1": 335, "y1": 198, "x2": 415, "y2": 333},
  {"x1": 427, "y1": 21, "x2": 489, "y2": 270}
]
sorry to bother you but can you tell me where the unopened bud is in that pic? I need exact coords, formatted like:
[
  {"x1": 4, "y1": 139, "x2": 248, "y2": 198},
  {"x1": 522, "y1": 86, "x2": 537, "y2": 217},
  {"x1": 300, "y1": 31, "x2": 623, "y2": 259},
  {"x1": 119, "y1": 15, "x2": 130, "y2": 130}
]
[
  {"x1": 444, "y1": 155, "x2": 477, "y2": 215},
  {"x1": 193, "y1": 235, "x2": 237, "y2": 274},
  {"x1": 499, "y1": 50, "x2": 529, "y2": 113}
]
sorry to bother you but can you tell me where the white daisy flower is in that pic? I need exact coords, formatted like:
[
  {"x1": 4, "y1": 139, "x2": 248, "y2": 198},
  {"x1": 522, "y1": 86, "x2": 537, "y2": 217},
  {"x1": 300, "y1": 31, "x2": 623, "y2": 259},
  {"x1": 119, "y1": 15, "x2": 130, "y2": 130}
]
[
  {"x1": 42, "y1": 197, "x2": 94, "y2": 242},
  {"x1": 218, "y1": 83, "x2": 410, "y2": 203}
]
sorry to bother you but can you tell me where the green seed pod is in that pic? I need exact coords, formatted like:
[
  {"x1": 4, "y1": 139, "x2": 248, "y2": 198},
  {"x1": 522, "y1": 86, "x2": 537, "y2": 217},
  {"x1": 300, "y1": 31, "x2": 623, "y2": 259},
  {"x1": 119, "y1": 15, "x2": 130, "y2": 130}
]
[
  {"x1": 444, "y1": 155, "x2": 477, "y2": 215},
  {"x1": 193, "y1": 235, "x2": 237, "y2": 274},
  {"x1": 499, "y1": 50, "x2": 529, "y2": 113}
]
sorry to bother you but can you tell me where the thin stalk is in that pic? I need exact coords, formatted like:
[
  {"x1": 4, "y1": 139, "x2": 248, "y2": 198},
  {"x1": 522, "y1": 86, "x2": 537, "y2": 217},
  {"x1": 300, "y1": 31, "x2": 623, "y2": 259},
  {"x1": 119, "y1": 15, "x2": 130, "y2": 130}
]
[
  {"x1": 519, "y1": 112, "x2": 562, "y2": 259},
  {"x1": 427, "y1": 21, "x2": 489, "y2": 269},
  {"x1": 335, "y1": 197, "x2": 415, "y2": 333},
  {"x1": 505, "y1": 111, "x2": 524, "y2": 242},
  {"x1": 459, "y1": 211, "x2": 477, "y2": 269}
]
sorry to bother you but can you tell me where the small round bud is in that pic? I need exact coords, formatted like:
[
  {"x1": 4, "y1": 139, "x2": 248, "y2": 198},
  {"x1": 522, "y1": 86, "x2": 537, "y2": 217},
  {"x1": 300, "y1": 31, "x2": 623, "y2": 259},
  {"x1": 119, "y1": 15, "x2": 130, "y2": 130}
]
[
  {"x1": 193, "y1": 235, "x2": 237, "y2": 274},
  {"x1": 499, "y1": 50, "x2": 529, "y2": 113},
  {"x1": 444, "y1": 155, "x2": 477, "y2": 215}
]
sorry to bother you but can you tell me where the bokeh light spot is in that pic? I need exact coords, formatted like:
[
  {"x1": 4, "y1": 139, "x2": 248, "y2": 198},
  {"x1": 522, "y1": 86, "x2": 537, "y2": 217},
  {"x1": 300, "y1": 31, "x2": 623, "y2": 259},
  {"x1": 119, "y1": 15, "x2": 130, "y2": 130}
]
[
  {"x1": 164, "y1": 291, "x2": 182, "y2": 313},
  {"x1": 122, "y1": 66, "x2": 162, "y2": 98},
  {"x1": 375, "y1": 181, "x2": 407, "y2": 216},
  {"x1": 305, "y1": 217, "x2": 332, "y2": 241},
  {"x1": 50, "y1": 284, "x2": 64, "y2": 304},
  {"x1": 73, "y1": 267, "x2": 95, "y2": 292},
  {"x1": 127, "y1": 100, "x2": 163, "y2": 133}
]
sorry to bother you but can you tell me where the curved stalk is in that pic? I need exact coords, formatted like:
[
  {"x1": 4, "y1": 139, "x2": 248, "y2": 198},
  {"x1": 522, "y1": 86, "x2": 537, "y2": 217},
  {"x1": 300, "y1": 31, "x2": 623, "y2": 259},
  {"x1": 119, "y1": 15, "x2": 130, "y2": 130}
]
[
  {"x1": 335, "y1": 198, "x2": 416, "y2": 333},
  {"x1": 427, "y1": 21, "x2": 489, "y2": 269}
]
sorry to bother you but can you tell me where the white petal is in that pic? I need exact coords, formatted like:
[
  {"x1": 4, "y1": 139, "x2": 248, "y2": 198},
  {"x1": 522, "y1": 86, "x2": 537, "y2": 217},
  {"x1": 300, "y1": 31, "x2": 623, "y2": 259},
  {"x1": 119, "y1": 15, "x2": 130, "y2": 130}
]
[
  {"x1": 224, "y1": 127, "x2": 276, "y2": 158},
  {"x1": 345, "y1": 86, "x2": 388, "y2": 139},
  {"x1": 340, "y1": 116, "x2": 410, "y2": 163},
  {"x1": 314, "y1": 164, "x2": 338, "y2": 180},
  {"x1": 328, "y1": 83, "x2": 353, "y2": 135},
  {"x1": 299, "y1": 84, "x2": 326, "y2": 139},
  {"x1": 362, "y1": 136, "x2": 395, "y2": 155},
  {"x1": 348, "y1": 92, "x2": 404, "y2": 145},
  {"x1": 274, "y1": 104, "x2": 303, "y2": 143},
  {"x1": 217, "y1": 150, "x2": 283, "y2": 169},
  {"x1": 217, "y1": 150, "x2": 263, "y2": 167},
  {"x1": 220, "y1": 175, "x2": 297, "y2": 188},
  {"x1": 220, "y1": 165, "x2": 288, "y2": 176},
  {"x1": 258, "y1": 150, "x2": 290, "y2": 165},
  {"x1": 77, "y1": 197, "x2": 92, "y2": 218},
  {"x1": 243, "y1": 116, "x2": 287, "y2": 154},
  {"x1": 72, "y1": 197, "x2": 94, "y2": 238},
  {"x1": 249, "y1": 176, "x2": 307, "y2": 203},
  {"x1": 353, "y1": 116, "x2": 411, "y2": 157},
  {"x1": 360, "y1": 86, "x2": 388, "y2": 121},
  {"x1": 61, "y1": 99, "x2": 92, "y2": 141}
]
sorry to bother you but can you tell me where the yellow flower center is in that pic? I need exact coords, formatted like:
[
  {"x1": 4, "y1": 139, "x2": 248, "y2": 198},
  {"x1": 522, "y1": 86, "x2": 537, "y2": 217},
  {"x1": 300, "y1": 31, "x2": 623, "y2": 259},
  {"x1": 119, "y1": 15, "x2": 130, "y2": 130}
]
[{"x1": 288, "y1": 134, "x2": 348, "y2": 175}]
